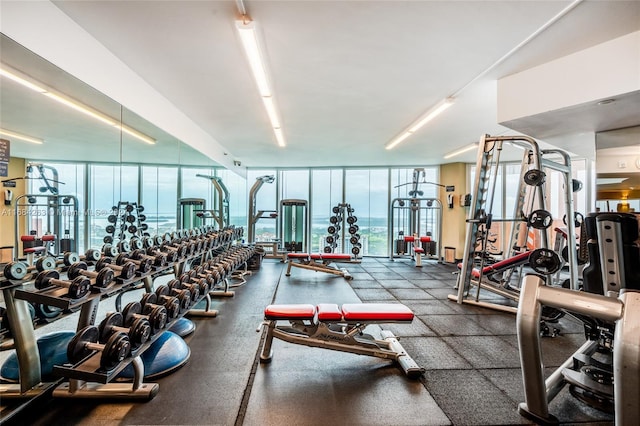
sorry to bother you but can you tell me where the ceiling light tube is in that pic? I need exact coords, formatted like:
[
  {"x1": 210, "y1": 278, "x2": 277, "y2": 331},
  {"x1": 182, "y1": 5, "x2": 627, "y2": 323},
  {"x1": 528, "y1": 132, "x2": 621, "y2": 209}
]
[
  {"x1": 443, "y1": 142, "x2": 478, "y2": 159},
  {"x1": 0, "y1": 128, "x2": 44, "y2": 144},
  {"x1": 236, "y1": 20, "x2": 272, "y2": 97},
  {"x1": 236, "y1": 19, "x2": 286, "y2": 148},
  {"x1": 0, "y1": 63, "x2": 155, "y2": 145},
  {"x1": 386, "y1": 97, "x2": 454, "y2": 150}
]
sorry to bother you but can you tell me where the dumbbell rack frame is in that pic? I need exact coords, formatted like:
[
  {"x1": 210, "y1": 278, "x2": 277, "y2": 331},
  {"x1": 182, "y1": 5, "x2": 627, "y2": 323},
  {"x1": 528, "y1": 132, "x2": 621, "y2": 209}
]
[{"x1": 0, "y1": 229, "x2": 240, "y2": 416}]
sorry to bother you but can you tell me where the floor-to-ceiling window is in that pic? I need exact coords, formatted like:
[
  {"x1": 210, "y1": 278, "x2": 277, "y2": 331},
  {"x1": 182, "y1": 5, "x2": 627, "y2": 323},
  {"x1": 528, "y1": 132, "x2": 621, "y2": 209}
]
[
  {"x1": 142, "y1": 166, "x2": 178, "y2": 237},
  {"x1": 311, "y1": 169, "x2": 343, "y2": 252}
]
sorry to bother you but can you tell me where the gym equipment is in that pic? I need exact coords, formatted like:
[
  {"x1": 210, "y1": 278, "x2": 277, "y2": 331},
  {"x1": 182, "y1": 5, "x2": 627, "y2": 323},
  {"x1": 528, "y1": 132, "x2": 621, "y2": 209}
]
[
  {"x1": 0, "y1": 330, "x2": 75, "y2": 382},
  {"x1": 34, "y1": 270, "x2": 91, "y2": 299},
  {"x1": 247, "y1": 175, "x2": 276, "y2": 244},
  {"x1": 122, "y1": 301, "x2": 168, "y2": 336},
  {"x1": 452, "y1": 135, "x2": 579, "y2": 313},
  {"x1": 279, "y1": 199, "x2": 308, "y2": 253},
  {"x1": 12, "y1": 163, "x2": 79, "y2": 258},
  {"x1": 95, "y1": 257, "x2": 137, "y2": 280},
  {"x1": 116, "y1": 331, "x2": 191, "y2": 381},
  {"x1": 67, "y1": 326, "x2": 131, "y2": 371},
  {"x1": 177, "y1": 198, "x2": 206, "y2": 229},
  {"x1": 517, "y1": 213, "x2": 640, "y2": 424},
  {"x1": 140, "y1": 293, "x2": 180, "y2": 321},
  {"x1": 2, "y1": 261, "x2": 28, "y2": 280},
  {"x1": 130, "y1": 248, "x2": 167, "y2": 267},
  {"x1": 257, "y1": 303, "x2": 424, "y2": 379},
  {"x1": 155, "y1": 284, "x2": 191, "y2": 314},
  {"x1": 195, "y1": 174, "x2": 230, "y2": 228},
  {"x1": 323, "y1": 203, "x2": 361, "y2": 256},
  {"x1": 398, "y1": 235, "x2": 435, "y2": 267},
  {"x1": 98, "y1": 312, "x2": 151, "y2": 350},
  {"x1": 528, "y1": 248, "x2": 562, "y2": 275},
  {"x1": 115, "y1": 252, "x2": 152, "y2": 273},
  {"x1": 67, "y1": 261, "x2": 115, "y2": 288},
  {"x1": 390, "y1": 168, "x2": 443, "y2": 262},
  {"x1": 285, "y1": 253, "x2": 355, "y2": 279},
  {"x1": 168, "y1": 317, "x2": 197, "y2": 337}
]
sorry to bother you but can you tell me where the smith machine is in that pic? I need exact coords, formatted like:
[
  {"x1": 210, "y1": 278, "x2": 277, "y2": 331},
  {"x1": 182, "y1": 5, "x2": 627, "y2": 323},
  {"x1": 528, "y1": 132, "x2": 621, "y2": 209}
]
[
  {"x1": 389, "y1": 168, "x2": 443, "y2": 264},
  {"x1": 192, "y1": 174, "x2": 230, "y2": 229},
  {"x1": 450, "y1": 135, "x2": 578, "y2": 313}
]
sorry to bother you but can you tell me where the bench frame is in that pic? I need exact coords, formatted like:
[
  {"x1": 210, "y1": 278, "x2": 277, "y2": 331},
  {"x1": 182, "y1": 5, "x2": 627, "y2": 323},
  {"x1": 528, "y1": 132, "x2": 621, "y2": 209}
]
[
  {"x1": 257, "y1": 303, "x2": 424, "y2": 379},
  {"x1": 285, "y1": 253, "x2": 357, "y2": 280}
]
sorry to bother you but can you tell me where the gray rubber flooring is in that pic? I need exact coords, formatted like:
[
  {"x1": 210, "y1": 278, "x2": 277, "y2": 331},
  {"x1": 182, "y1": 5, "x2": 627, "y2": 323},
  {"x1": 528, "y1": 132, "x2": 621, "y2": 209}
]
[{"x1": 2, "y1": 258, "x2": 614, "y2": 425}]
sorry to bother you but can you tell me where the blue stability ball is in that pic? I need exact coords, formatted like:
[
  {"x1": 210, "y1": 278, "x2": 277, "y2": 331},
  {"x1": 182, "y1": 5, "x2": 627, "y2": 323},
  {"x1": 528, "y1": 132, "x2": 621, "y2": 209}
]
[
  {"x1": 117, "y1": 331, "x2": 190, "y2": 381},
  {"x1": 0, "y1": 331, "x2": 76, "y2": 382},
  {"x1": 168, "y1": 317, "x2": 196, "y2": 337}
]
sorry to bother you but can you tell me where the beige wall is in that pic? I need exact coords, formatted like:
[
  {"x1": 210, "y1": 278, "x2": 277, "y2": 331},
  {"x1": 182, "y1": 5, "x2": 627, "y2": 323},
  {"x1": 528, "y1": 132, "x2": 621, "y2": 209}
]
[
  {"x1": 1, "y1": 157, "x2": 26, "y2": 260},
  {"x1": 439, "y1": 162, "x2": 468, "y2": 261}
]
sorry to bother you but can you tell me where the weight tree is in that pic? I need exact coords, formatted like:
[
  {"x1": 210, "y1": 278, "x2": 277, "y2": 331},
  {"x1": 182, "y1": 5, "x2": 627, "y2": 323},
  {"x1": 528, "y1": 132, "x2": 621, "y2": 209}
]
[{"x1": 450, "y1": 134, "x2": 578, "y2": 313}]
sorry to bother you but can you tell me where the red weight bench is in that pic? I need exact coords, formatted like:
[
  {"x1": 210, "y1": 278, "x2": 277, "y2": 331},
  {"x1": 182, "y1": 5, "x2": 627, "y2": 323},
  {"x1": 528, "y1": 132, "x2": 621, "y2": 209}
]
[
  {"x1": 285, "y1": 252, "x2": 355, "y2": 280},
  {"x1": 404, "y1": 235, "x2": 433, "y2": 267},
  {"x1": 257, "y1": 303, "x2": 424, "y2": 379},
  {"x1": 458, "y1": 251, "x2": 532, "y2": 284},
  {"x1": 21, "y1": 234, "x2": 55, "y2": 265}
]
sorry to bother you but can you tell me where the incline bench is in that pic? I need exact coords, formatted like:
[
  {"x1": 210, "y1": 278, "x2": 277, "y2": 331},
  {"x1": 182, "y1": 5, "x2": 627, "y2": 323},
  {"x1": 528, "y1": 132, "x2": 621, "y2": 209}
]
[
  {"x1": 256, "y1": 302, "x2": 424, "y2": 379},
  {"x1": 285, "y1": 253, "x2": 356, "y2": 280},
  {"x1": 459, "y1": 251, "x2": 531, "y2": 284}
]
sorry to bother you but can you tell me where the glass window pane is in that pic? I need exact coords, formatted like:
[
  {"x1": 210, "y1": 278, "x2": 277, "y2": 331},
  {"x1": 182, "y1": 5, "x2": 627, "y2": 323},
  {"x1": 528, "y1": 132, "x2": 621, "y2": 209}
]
[
  {"x1": 311, "y1": 169, "x2": 343, "y2": 252},
  {"x1": 345, "y1": 169, "x2": 388, "y2": 256}
]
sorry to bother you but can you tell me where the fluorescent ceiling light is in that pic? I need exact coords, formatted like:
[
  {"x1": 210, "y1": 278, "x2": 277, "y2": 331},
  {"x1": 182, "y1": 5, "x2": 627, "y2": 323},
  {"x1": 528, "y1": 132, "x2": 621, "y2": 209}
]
[
  {"x1": 444, "y1": 142, "x2": 478, "y2": 159},
  {"x1": 386, "y1": 98, "x2": 454, "y2": 150},
  {"x1": 0, "y1": 128, "x2": 44, "y2": 145},
  {"x1": 236, "y1": 19, "x2": 286, "y2": 148},
  {"x1": 0, "y1": 63, "x2": 155, "y2": 145}
]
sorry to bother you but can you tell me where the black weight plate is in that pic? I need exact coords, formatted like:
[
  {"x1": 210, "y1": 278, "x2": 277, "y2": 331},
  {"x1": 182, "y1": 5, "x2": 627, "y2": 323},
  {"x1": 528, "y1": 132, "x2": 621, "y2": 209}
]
[
  {"x1": 98, "y1": 312, "x2": 124, "y2": 343},
  {"x1": 125, "y1": 204, "x2": 134, "y2": 212},
  {"x1": 67, "y1": 326, "x2": 99, "y2": 364},
  {"x1": 35, "y1": 256, "x2": 56, "y2": 272},
  {"x1": 122, "y1": 301, "x2": 142, "y2": 326},
  {"x1": 128, "y1": 225, "x2": 138, "y2": 234},
  {"x1": 523, "y1": 169, "x2": 546, "y2": 186},
  {"x1": 529, "y1": 248, "x2": 561, "y2": 275},
  {"x1": 137, "y1": 205, "x2": 144, "y2": 213},
  {"x1": 3, "y1": 261, "x2": 28, "y2": 280},
  {"x1": 130, "y1": 238, "x2": 143, "y2": 250},
  {"x1": 527, "y1": 209, "x2": 553, "y2": 230},
  {"x1": 103, "y1": 235, "x2": 114, "y2": 244},
  {"x1": 106, "y1": 225, "x2": 116, "y2": 234},
  {"x1": 85, "y1": 249, "x2": 102, "y2": 262},
  {"x1": 107, "y1": 215, "x2": 117, "y2": 224},
  {"x1": 100, "y1": 332, "x2": 131, "y2": 370},
  {"x1": 63, "y1": 252, "x2": 80, "y2": 266},
  {"x1": 138, "y1": 214, "x2": 146, "y2": 222}
]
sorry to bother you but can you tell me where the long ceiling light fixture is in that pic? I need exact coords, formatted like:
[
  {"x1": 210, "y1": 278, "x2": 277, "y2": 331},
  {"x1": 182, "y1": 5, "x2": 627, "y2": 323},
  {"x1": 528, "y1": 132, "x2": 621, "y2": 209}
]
[
  {"x1": 386, "y1": 98, "x2": 454, "y2": 150},
  {"x1": 0, "y1": 128, "x2": 44, "y2": 145},
  {"x1": 236, "y1": 19, "x2": 286, "y2": 148},
  {"x1": 0, "y1": 64, "x2": 156, "y2": 145},
  {"x1": 443, "y1": 142, "x2": 478, "y2": 159}
]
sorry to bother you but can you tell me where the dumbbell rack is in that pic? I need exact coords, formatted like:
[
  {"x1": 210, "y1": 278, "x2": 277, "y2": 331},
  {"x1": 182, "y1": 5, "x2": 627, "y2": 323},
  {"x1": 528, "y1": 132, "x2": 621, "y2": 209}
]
[
  {"x1": 103, "y1": 202, "x2": 148, "y2": 248},
  {"x1": 324, "y1": 203, "x2": 361, "y2": 257},
  {"x1": 0, "y1": 226, "x2": 245, "y2": 420}
]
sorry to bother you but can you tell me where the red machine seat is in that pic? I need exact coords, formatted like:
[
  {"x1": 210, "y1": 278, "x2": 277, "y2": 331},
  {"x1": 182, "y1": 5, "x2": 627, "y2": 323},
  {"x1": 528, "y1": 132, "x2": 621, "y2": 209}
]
[
  {"x1": 23, "y1": 247, "x2": 46, "y2": 254},
  {"x1": 264, "y1": 304, "x2": 316, "y2": 320},
  {"x1": 42, "y1": 235, "x2": 55, "y2": 242},
  {"x1": 21, "y1": 235, "x2": 36, "y2": 242},
  {"x1": 341, "y1": 303, "x2": 414, "y2": 322},
  {"x1": 310, "y1": 254, "x2": 323, "y2": 260},
  {"x1": 317, "y1": 304, "x2": 343, "y2": 321},
  {"x1": 404, "y1": 236, "x2": 415, "y2": 242},
  {"x1": 414, "y1": 247, "x2": 425, "y2": 254},
  {"x1": 420, "y1": 236, "x2": 431, "y2": 243}
]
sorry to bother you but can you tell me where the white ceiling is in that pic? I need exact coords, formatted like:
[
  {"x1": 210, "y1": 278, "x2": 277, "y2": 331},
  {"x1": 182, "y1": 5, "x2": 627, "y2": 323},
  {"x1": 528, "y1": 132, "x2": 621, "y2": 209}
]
[{"x1": 2, "y1": 1, "x2": 640, "y2": 168}]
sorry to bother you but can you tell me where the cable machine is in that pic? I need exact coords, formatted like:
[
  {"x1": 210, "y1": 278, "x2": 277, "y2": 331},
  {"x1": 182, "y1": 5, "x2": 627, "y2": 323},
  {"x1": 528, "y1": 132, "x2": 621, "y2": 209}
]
[
  {"x1": 278, "y1": 199, "x2": 308, "y2": 253},
  {"x1": 247, "y1": 175, "x2": 275, "y2": 243},
  {"x1": 450, "y1": 134, "x2": 578, "y2": 313},
  {"x1": 195, "y1": 174, "x2": 229, "y2": 228},
  {"x1": 389, "y1": 168, "x2": 443, "y2": 262}
]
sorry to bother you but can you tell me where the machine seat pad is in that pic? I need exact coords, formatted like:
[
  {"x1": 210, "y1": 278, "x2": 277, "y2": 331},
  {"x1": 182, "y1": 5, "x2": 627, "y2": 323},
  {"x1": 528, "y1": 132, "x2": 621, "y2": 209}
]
[
  {"x1": 42, "y1": 235, "x2": 56, "y2": 241},
  {"x1": 265, "y1": 304, "x2": 316, "y2": 320},
  {"x1": 404, "y1": 236, "x2": 415, "y2": 242},
  {"x1": 413, "y1": 248, "x2": 425, "y2": 254},
  {"x1": 420, "y1": 236, "x2": 432, "y2": 242},
  {"x1": 21, "y1": 235, "x2": 36, "y2": 242},
  {"x1": 320, "y1": 253, "x2": 352, "y2": 261},
  {"x1": 310, "y1": 254, "x2": 323, "y2": 260},
  {"x1": 341, "y1": 303, "x2": 414, "y2": 322},
  {"x1": 288, "y1": 253, "x2": 311, "y2": 259},
  {"x1": 317, "y1": 304, "x2": 343, "y2": 321},
  {"x1": 24, "y1": 247, "x2": 46, "y2": 253}
]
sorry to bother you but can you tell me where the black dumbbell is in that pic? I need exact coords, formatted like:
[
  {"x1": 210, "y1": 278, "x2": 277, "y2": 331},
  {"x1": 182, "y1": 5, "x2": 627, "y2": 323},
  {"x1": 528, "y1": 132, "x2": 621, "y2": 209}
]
[
  {"x1": 130, "y1": 249, "x2": 166, "y2": 268},
  {"x1": 67, "y1": 261, "x2": 114, "y2": 288},
  {"x1": 72, "y1": 249, "x2": 102, "y2": 263},
  {"x1": 98, "y1": 311, "x2": 151, "y2": 350},
  {"x1": 117, "y1": 240, "x2": 131, "y2": 253},
  {"x1": 34, "y1": 270, "x2": 90, "y2": 299},
  {"x1": 160, "y1": 241, "x2": 187, "y2": 258},
  {"x1": 68, "y1": 325, "x2": 131, "y2": 371},
  {"x1": 95, "y1": 257, "x2": 137, "y2": 280},
  {"x1": 115, "y1": 253, "x2": 151, "y2": 274},
  {"x1": 141, "y1": 292, "x2": 180, "y2": 320},
  {"x1": 35, "y1": 256, "x2": 57, "y2": 272},
  {"x1": 147, "y1": 246, "x2": 178, "y2": 263},
  {"x1": 102, "y1": 243, "x2": 118, "y2": 258},
  {"x1": 129, "y1": 237, "x2": 145, "y2": 251},
  {"x1": 122, "y1": 301, "x2": 167, "y2": 335},
  {"x1": 156, "y1": 284, "x2": 192, "y2": 312},
  {"x1": 2, "y1": 261, "x2": 28, "y2": 280},
  {"x1": 167, "y1": 278, "x2": 202, "y2": 303},
  {"x1": 53, "y1": 252, "x2": 82, "y2": 268}
]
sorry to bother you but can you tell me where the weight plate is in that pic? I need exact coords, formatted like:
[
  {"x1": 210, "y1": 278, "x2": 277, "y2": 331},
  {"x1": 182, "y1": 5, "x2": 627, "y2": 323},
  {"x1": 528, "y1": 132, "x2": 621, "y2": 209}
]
[
  {"x1": 103, "y1": 235, "x2": 114, "y2": 244},
  {"x1": 527, "y1": 209, "x2": 553, "y2": 230},
  {"x1": 98, "y1": 312, "x2": 124, "y2": 343},
  {"x1": 137, "y1": 205, "x2": 144, "y2": 213},
  {"x1": 3, "y1": 261, "x2": 28, "y2": 280},
  {"x1": 63, "y1": 252, "x2": 80, "y2": 266},
  {"x1": 67, "y1": 326, "x2": 99, "y2": 364},
  {"x1": 122, "y1": 301, "x2": 142, "y2": 326},
  {"x1": 125, "y1": 204, "x2": 134, "y2": 212},
  {"x1": 100, "y1": 331, "x2": 131, "y2": 371},
  {"x1": 523, "y1": 169, "x2": 546, "y2": 186},
  {"x1": 529, "y1": 248, "x2": 562, "y2": 275},
  {"x1": 128, "y1": 225, "x2": 138, "y2": 234},
  {"x1": 85, "y1": 249, "x2": 102, "y2": 262},
  {"x1": 107, "y1": 215, "x2": 117, "y2": 224},
  {"x1": 130, "y1": 238, "x2": 143, "y2": 250},
  {"x1": 138, "y1": 214, "x2": 147, "y2": 222},
  {"x1": 35, "y1": 256, "x2": 57, "y2": 272}
]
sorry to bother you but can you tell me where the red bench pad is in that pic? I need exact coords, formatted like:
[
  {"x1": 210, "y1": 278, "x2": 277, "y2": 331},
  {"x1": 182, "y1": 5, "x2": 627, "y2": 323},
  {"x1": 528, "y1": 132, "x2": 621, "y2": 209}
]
[
  {"x1": 414, "y1": 248, "x2": 425, "y2": 254},
  {"x1": 24, "y1": 247, "x2": 46, "y2": 254},
  {"x1": 42, "y1": 235, "x2": 55, "y2": 241},
  {"x1": 420, "y1": 236, "x2": 432, "y2": 242},
  {"x1": 265, "y1": 304, "x2": 316, "y2": 320},
  {"x1": 341, "y1": 303, "x2": 414, "y2": 322},
  {"x1": 317, "y1": 304, "x2": 342, "y2": 321},
  {"x1": 467, "y1": 251, "x2": 532, "y2": 278},
  {"x1": 321, "y1": 253, "x2": 351, "y2": 260}
]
